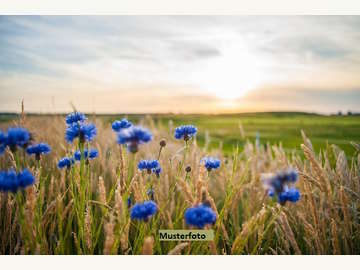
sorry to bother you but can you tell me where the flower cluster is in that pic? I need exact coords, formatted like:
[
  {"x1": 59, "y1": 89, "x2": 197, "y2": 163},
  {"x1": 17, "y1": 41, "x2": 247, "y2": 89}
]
[
  {"x1": 65, "y1": 123, "x2": 97, "y2": 143},
  {"x1": 201, "y1": 157, "x2": 221, "y2": 171},
  {"x1": 138, "y1": 159, "x2": 161, "y2": 176},
  {"x1": 262, "y1": 168, "x2": 301, "y2": 205},
  {"x1": 74, "y1": 148, "x2": 98, "y2": 161},
  {"x1": 0, "y1": 127, "x2": 37, "y2": 194},
  {"x1": 58, "y1": 157, "x2": 75, "y2": 169},
  {"x1": 130, "y1": 200, "x2": 157, "y2": 221},
  {"x1": 0, "y1": 127, "x2": 31, "y2": 153},
  {"x1": 26, "y1": 143, "x2": 51, "y2": 160},
  {"x1": 276, "y1": 187, "x2": 300, "y2": 204},
  {"x1": 0, "y1": 169, "x2": 35, "y2": 192},
  {"x1": 174, "y1": 125, "x2": 197, "y2": 141},
  {"x1": 112, "y1": 118, "x2": 132, "y2": 132},
  {"x1": 65, "y1": 112, "x2": 97, "y2": 143},
  {"x1": 117, "y1": 126, "x2": 152, "y2": 153},
  {"x1": 184, "y1": 204, "x2": 217, "y2": 229},
  {"x1": 66, "y1": 112, "x2": 87, "y2": 125}
]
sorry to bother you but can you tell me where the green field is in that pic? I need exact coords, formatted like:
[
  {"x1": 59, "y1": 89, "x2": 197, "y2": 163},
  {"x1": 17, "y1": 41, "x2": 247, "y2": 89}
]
[
  {"x1": 2, "y1": 112, "x2": 359, "y2": 156},
  {"x1": 105, "y1": 112, "x2": 360, "y2": 156}
]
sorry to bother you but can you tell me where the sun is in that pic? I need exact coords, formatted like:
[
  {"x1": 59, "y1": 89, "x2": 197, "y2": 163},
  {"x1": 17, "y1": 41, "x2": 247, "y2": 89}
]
[{"x1": 196, "y1": 41, "x2": 263, "y2": 100}]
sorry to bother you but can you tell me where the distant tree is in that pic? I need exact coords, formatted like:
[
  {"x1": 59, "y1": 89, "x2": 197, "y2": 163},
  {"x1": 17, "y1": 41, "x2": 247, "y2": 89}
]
[
  {"x1": 348, "y1": 110, "x2": 353, "y2": 116},
  {"x1": 338, "y1": 111, "x2": 342, "y2": 116}
]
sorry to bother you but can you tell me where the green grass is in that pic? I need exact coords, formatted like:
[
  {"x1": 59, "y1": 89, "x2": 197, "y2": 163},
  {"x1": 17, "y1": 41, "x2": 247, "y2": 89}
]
[
  {"x1": 104, "y1": 112, "x2": 360, "y2": 156},
  {"x1": 2, "y1": 112, "x2": 359, "y2": 156}
]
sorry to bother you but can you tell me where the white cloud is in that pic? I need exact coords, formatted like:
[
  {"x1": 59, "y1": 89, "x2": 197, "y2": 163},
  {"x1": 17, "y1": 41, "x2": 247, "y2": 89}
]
[{"x1": 1, "y1": 16, "x2": 360, "y2": 113}]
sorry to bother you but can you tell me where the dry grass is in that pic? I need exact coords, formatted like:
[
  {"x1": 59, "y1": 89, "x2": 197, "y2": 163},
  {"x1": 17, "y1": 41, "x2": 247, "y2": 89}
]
[{"x1": 0, "y1": 114, "x2": 359, "y2": 254}]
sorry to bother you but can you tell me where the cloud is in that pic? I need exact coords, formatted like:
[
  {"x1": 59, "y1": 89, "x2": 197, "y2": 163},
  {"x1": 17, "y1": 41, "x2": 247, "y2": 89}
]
[{"x1": 0, "y1": 16, "x2": 360, "y2": 113}]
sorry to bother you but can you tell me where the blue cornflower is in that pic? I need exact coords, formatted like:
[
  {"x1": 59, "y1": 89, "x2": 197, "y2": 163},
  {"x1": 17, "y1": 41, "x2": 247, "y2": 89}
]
[
  {"x1": 65, "y1": 112, "x2": 86, "y2": 125},
  {"x1": 0, "y1": 169, "x2": 35, "y2": 193},
  {"x1": 184, "y1": 204, "x2": 217, "y2": 229},
  {"x1": 17, "y1": 169, "x2": 36, "y2": 189},
  {"x1": 262, "y1": 168, "x2": 300, "y2": 205},
  {"x1": 286, "y1": 168, "x2": 299, "y2": 183},
  {"x1": 138, "y1": 159, "x2": 160, "y2": 174},
  {"x1": 201, "y1": 157, "x2": 221, "y2": 171},
  {"x1": 65, "y1": 122, "x2": 97, "y2": 143},
  {"x1": 153, "y1": 166, "x2": 162, "y2": 177},
  {"x1": 58, "y1": 157, "x2": 75, "y2": 169},
  {"x1": 74, "y1": 148, "x2": 98, "y2": 161},
  {"x1": 5, "y1": 127, "x2": 31, "y2": 151},
  {"x1": 278, "y1": 187, "x2": 301, "y2": 203},
  {"x1": 174, "y1": 125, "x2": 197, "y2": 141},
  {"x1": 26, "y1": 143, "x2": 51, "y2": 160},
  {"x1": 130, "y1": 200, "x2": 157, "y2": 221},
  {"x1": 0, "y1": 130, "x2": 6, "y2": 155},
  {"x1": 112, "y1": 118, "x2": 132, "y2": 132},
  {"x1": 117, "y1": 126, "x2": 152, "y2": 153},
  {"x1": 0, "y1": 169, "x2": 18, "y2": 192}
]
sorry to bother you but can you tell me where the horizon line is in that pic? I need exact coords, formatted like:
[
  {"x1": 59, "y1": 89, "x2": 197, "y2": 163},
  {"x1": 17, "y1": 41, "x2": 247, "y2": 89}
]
[{"x1": 1, "y1": 110, "x2": 359, "y2": 117}]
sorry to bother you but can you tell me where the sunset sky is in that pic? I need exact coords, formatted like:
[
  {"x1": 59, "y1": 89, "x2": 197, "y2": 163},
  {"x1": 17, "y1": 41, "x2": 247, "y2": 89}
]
[{"x1": 0, "y1": 16, "x2": 360, "y2": 114}]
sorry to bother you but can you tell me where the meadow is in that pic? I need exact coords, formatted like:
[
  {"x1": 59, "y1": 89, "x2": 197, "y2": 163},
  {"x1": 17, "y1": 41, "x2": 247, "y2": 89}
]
[
  {"x1": 3, "y1": 112, "x2": 358, "y2": 155},
  {"x1": 0, "y1": 112, "x2": 359, "y2": 254},
  {"x1": 107, "y1": 112, "x2": 360, "y2": 156}
]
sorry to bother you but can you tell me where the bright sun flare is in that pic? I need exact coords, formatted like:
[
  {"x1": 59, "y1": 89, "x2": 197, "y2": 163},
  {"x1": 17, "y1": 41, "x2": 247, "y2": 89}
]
[{"x1": 197, "y1": 41, "x2": 263, "y2": 100}]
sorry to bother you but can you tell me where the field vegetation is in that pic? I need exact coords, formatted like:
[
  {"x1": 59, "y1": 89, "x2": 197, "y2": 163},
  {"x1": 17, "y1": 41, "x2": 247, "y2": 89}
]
[{"x1": 0, "y1": 112, "x2": 359, "y2": 254}]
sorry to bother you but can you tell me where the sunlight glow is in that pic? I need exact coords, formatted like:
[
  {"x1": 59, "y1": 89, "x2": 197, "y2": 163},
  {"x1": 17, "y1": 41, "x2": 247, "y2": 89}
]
[{"x1": 198, "y1": 41, "x2": 263, "y2": 100}]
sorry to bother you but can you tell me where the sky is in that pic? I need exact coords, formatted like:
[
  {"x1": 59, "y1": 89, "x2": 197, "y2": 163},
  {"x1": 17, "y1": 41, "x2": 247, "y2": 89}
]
[{"x1": 0, "y1": 16, "x2": 360, "y2": 114}]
